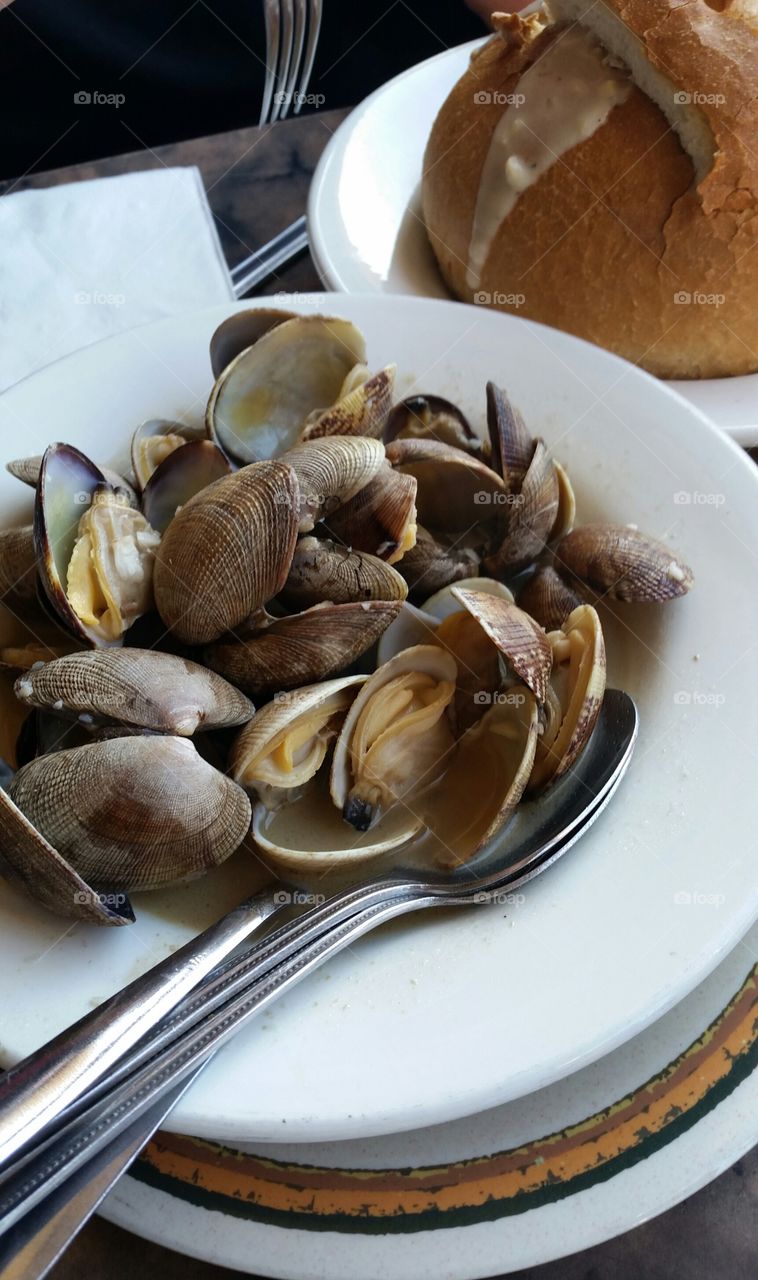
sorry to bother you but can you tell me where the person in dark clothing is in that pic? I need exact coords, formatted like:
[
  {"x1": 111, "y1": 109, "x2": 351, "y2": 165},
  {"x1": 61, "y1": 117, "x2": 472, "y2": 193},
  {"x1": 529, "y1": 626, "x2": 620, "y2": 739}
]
[{"x1": 0, "y1": 1, "x2": 494, "y2": 179}]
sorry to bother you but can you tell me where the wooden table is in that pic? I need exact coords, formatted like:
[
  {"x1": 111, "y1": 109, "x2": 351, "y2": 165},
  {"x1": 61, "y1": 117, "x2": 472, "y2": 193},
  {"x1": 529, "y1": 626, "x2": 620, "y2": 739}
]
[{"x1": 4, "y1": 110, "x2": 756, "y2": 1280}]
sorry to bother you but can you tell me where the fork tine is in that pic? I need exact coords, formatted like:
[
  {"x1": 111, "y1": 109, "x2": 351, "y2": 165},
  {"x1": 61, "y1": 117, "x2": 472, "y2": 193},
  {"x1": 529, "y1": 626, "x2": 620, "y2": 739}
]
[
  {"x1": 259, "y1": 0, "x2": 282, "y2": 126},
  {"x1": 278, "y1": 0, "x2": 307, "y2": 120},
  {"x1": 294, "y1": 0, "x2": 323, "y2": 115},
  {"x1": 271, "y1": 0, "x2": 295, "y2": 123}
]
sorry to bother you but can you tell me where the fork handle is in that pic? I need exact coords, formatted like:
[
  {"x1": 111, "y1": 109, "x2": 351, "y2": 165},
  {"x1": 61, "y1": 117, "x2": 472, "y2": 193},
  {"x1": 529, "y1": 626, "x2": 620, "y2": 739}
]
[
  {"x1": 0, "y1": 891, "x2": 433, "y2": 1238},
  {"x1": 0, "y1": 890, "x2": 284, "y2": 1173}
]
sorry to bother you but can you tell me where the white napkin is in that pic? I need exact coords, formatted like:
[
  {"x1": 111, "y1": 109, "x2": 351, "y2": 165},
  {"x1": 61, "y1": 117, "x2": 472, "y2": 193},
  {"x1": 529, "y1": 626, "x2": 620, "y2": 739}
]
[{"x1": 0, "y1": 166, "x2": 235, "y2": 392}]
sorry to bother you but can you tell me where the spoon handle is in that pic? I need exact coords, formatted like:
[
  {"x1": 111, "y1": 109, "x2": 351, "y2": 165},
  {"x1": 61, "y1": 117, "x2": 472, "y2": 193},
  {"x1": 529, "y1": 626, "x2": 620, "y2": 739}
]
[{"x1": 0, "y1": 890, "x2": 283, "y2": 1172}]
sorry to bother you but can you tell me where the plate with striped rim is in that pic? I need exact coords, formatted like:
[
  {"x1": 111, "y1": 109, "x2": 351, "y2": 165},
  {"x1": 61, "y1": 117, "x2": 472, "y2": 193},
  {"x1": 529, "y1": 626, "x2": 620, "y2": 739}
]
[{"x1": 101, "y1": 918, "x2": 758, "y2": 1276}]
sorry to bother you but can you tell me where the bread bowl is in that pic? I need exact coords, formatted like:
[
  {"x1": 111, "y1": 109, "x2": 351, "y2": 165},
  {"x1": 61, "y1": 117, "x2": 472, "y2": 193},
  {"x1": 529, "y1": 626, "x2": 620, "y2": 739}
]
[{"x1": 422, "y1": 0, "x2": 758, "y2": 378}]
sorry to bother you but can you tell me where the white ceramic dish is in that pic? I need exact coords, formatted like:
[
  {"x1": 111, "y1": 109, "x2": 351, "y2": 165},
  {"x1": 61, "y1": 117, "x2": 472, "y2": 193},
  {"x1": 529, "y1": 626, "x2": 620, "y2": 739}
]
[
  {"x1": 0, "y1": 295, "x2": 757, "y2": 1146},
  {"x1": 102, "y1": 922, "x2": 758, "y2": 1277},
  {"x1": 308, "y1": 41, "x2": 758, "y2": 445}
]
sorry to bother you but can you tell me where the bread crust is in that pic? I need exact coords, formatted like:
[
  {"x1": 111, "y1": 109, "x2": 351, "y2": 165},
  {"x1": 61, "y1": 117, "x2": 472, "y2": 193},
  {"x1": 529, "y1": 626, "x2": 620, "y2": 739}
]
[{"x1": 422, "y1": 4, "x2": 758, "y2": 378}]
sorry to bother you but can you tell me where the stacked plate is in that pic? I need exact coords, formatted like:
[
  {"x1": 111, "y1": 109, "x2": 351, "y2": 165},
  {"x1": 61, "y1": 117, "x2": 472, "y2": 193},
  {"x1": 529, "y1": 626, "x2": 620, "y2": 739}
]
[{"x1": 1, "y1": 294, "x2": 757, "y2": 1275}]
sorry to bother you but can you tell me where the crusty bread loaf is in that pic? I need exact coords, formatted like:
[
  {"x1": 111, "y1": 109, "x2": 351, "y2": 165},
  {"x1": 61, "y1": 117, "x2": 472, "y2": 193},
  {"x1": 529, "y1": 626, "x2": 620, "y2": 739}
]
[{"x1": 422, "y1": 1, "x2": 758, "y2": 379}]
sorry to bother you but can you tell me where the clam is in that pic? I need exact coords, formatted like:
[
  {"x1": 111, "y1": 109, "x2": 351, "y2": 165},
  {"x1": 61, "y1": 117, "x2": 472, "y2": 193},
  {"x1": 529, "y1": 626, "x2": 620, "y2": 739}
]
[
  {"x1": 280, "y1": 537, "x2": 408, "y2": 609},
  {"x1": 250, "y1": 634, "x2": 540, "y2": 873},
  {"x1": 153, "y1": 460, "x2": 300, "y2": 645},
  {"x1": 423, "y1": 577, "x2": 514, "y2": 619},
  {"x1": 395, "y1": 526, "x2": 479, "y2": 601},
  {"x1": 204, "y1": 600, "x2": 403, "y2": 697},
  {"x1": 484, "y1": 440, "x2": 559, "y2": 577},
  {"x1": 279, "y1": 436, "x2": 385, "y2": 532},
  {"x1": 209, "y1": 307, "x2": 296, "y2": 378},
  {"x1": 14, "y1": 649, "x2": 254, "y2": 735},
  {"x1": 324, "y1": 462, "x2": 418, "y2": 564},
  {"x1": 230, "y1": 674, "x2": 365, "y2": 808},
  {"x1": 376, "y1": 578, "x2": 515, "y2": 666},
  {"x1": 516, "y1": 565, "x2": 582, "y2": 632},
  {"x1": 0, "y1": 785, "x2": 134, "y2": 925},
  {"x1": 556, "y1": 523, "x2": 694, "y2": 602},
  {"x1": 206, "y1": 315, "x2": 367, "y2": 464},
  {"x1": 426, "y1": 587, "x2": 549, "y2": 734},
  {"x1": 131, "y1": 420, "x2": 204, "y2": 491},
  {"x1": 448, "y1": 587, "x2": 552, "y2": 703},
  {"x1": 301, "y1": 364, "x2": 396, "y2": 441},
  {"x1": 528, "y1": 605, "x2": 606, "y2": 791},
  {"x1": 7, "y1": 455, "x2": 139, "y2": 508},
  {"x1": 0, "y1": 526, "x2": 38, "y2": 607},
  {"x1": 386, "y1": 438, "x2": 507, "y2": 544},
  {"x1": 412, "y1": 686, "x2": 538, "y2": 869},
  {"x1": 251, "y1": 774, "x2": 425, "y2": 871},
  {"x1": 35, "y1": 445, "x2": 161, "y2": 647},
  {"x1": 141, "y1": 440, "x2": 231, "y2": 533},
  {"x1": 551, "y1": 461, "x2": 576, "y2": 540},
  {"x1": 332, "y1": 644, "x2": 457, "y2": 832},
  {"x1": 384, "y1": 395, "x2": 482, "y2": 456},
  {"x1": 7, "y1": 735, "x2": 252, "y2": 892},
  {"x1": 485, "y1": 382, "x2": 533, "y2": 492},
  {"x1": 375, "y1": 601, "x2": 441, "y2": 666}
]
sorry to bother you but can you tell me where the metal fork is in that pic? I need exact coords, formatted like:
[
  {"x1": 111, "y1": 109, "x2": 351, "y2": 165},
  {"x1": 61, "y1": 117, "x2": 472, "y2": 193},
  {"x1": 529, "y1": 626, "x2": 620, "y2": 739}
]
[
  {"x1": 231, "y1": 0, "x2": 322, "y2": 296},
  {"x1": 260, "y1": 0, "x2": 322, "y2": 127}
]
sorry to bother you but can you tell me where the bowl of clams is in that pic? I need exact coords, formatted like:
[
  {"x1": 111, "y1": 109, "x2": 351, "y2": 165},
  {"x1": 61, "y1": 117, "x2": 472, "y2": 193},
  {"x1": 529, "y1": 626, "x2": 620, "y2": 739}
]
[
  {"x1": 3, "y1": 293, "x2": 757, "y2": 1142},
  {"x1": 0, "y1": 304, "x2": 692, "y2": 925}
]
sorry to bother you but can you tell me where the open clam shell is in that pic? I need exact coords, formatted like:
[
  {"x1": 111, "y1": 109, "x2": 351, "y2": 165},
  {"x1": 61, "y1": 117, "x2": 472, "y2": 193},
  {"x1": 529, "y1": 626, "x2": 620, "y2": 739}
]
[
  {"x1": 251, "y1": 778, "x2": 424, "y2": 873},
  {"x1": 331, "y1": 643, "x2": 457, "y2": 833},
  {"x1": 209, "y1": 307, "x2": 296, "y2": 379},
  {"x1": 423, "y1": 577, "x2": 514, "y2": 619},
  {"x1": 375, "y1": 578, "x2": 515, "y2": 666},
  {"x1": 485, "y1": 382, "x2": 534, "y2": 491},
  {"x1": 206, "y1": 315, "x2": 367, "y2": 464},
  {"x1": 484, "y1": 439, "x2": 560, "y2": 577},
  {"x1": 0, "y1": 785, "x2": 134, "y2": 925},
  {"x1": 141, "y1": 440, "x2": 231, "y2": 533},
  {"x1": 35, "y1": 445, "x2": 161, "y2": 648},
  {"x1": 450, "y1": 587, "x2": 552, "y2": 703},
  {"x1": 386, "y1": 438, "x2": 507, "y2": 542},
  {"x1": 280, "y1": 436, "x2": 385, "y2": 532},
  {"x1": 414, "y1": 688, "x2": 539, "y2": 870},
  {"x1": 231, "y1": 674, "x2": 365, "y2": 808},
  {"x1": 8, "y1": 735, "x2": 252, "y2": 892},
  {"x1": 555, "y1": 523, "x2": 694, "y2": 602},
  {"x1": 280, "y1": 537, "x2": 408, "y2": 609},
  {"x1": 528, "y1": 605, "x2": 606, "y2": 791},
  {"x1": 323, "y1": 463, "x2": 418, "y2": 564},
  {"x1": 516, "y1": 565, "x2": 582, "y2": 632},
  {"x1": 301, "y1": 365, "x2": 396, "y2": 441},
  {"x1": 204, "y1": 600, "x2": 403, "y2": 697},
  {"x1": 384, "y1": 395, "x2": 481, "y2": 456},
  {"x1": 8, "y1": 455, "x2": 139, "y2": 508},
  {"x1": 14, "y1": 649, "x2": 254, "y2": 735},
  {"x1": 153, "y1": 460, "x2": 300, "y2": 645},
  {"x1": 131, "y1": 420, "x2": 204, "y2": 492},
  {"x1": 551, "y1": 461, "x2": 576, "y2": 540}
]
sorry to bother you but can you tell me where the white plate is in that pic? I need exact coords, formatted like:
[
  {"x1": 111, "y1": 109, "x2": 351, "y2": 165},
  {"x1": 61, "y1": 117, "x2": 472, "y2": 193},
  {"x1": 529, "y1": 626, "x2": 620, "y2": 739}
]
[
  {"x1": 102, "y1": 922, "x2": 758, "y2": 1277},
  {"x1": 1, "y1": 294, "x2": 758, "y2": 1146},
  {"x1": 308, "y1": 41, "x2": 758, "y2": 445}
]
